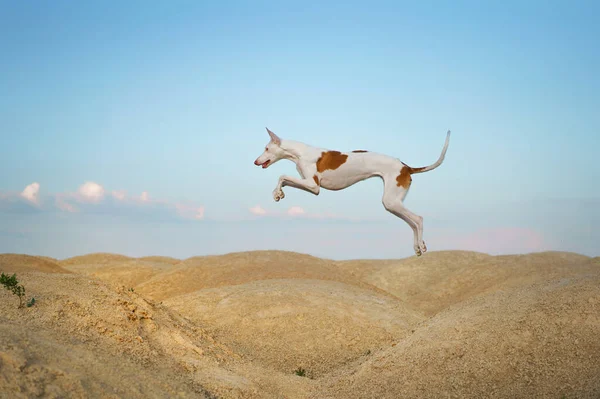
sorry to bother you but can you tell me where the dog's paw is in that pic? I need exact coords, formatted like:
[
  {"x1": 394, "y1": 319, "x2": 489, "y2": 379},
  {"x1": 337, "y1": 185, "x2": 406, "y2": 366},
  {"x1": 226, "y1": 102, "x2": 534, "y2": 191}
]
[
  {"x1": 419, "y1": 241, "x2": 427, "y2": 254},
  {"x1": 414, "y1": 245, "x2": 422, "y2": 257},
  {"x1": 273, "y1": 188, "x2": 285, "y2": 202}
]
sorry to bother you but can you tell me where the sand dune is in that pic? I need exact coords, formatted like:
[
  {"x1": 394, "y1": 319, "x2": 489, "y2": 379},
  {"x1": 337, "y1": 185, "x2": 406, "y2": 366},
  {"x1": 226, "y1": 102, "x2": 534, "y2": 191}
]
[
  {"x1": 0, "y1": 271, "x2": 220, "y2": 398},
  {"x1": 137, "y1": 255, "x2": 181, "y2": 265},
  {"x1": 317, "y1": 272, "x2": 600, "y2": 399},
  {"x1": 61, "y1": 252, "x2": 133, "y2": 266},
  {"x1": 133, "y1": 250, "x2": 391, "y2": 301},
  {"x1": 336, "y1": 250, "x2": 596, "y2": 315},
  {"x1": 1, "y1": 250, "x2": 599, "y2": 398},
  {"x1": 165, "y1": 278, "x2": 423, "y2": 378},
  {"x1": 60, "y1": 253, "x2": 187, "y2": 290},
  {"x1": 0, "y1": 254, "x2": 71, "y2": 274}
]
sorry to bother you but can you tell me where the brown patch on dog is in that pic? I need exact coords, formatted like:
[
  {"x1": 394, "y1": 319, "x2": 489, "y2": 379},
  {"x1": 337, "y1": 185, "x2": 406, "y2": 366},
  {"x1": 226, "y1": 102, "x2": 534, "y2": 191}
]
[
  {"x1": 313, "y1": 175, "x2": 319, "y2": 185},
  {"x1": 401, "y1": 162, "x2": 426, "y2": 175},
  {"x1": 352, "y1": 150, "x2": 368, "y2": 153},
  {"x1": 396, "y1": 167, "x2": 413, "y2": 189},
  {"x1": 316, "y1": 151, "x2": 348, "y2": 173}
]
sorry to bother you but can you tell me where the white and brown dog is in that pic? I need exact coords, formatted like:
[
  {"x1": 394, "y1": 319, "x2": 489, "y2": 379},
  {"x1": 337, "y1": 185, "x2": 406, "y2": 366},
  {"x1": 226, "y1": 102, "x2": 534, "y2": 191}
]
[{"x1": 254, "y1": 128, "x2": 451, "y2": 256}]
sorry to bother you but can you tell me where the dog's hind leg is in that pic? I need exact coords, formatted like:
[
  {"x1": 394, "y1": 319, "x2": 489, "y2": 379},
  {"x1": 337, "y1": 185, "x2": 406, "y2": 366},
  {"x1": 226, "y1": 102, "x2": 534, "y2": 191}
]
[{"x1": 381, "y1": 177, "x2": 426, "y2": 256}]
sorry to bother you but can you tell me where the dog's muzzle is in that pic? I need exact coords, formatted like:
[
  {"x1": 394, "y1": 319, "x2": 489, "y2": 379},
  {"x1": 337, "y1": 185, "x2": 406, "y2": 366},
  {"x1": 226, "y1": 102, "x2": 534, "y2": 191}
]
[{"x1": 254, "y1": 159, "x2": 271, "y2": 168}]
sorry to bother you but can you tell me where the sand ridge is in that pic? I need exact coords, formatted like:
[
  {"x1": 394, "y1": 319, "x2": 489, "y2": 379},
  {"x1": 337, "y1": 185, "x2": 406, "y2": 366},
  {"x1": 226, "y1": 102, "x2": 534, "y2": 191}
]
[
  {"x1": 1, "y1": 249, "x2": 599, "y2": 398},
  {"x1": 165, "y1": 278, "x2": 424, "y2": 378},
  {"x1": 337, "y1": 250, "x2": 596, "y2": 315},
  {"x1": 317, "y1": 272, "x2": 600, "y2": 398},
  {"x1": 132, "y1": 250, "x2": 395, "y2": 301},
  {"x1": 0, "y1": 254, "x2": 71, "y2": 274}
]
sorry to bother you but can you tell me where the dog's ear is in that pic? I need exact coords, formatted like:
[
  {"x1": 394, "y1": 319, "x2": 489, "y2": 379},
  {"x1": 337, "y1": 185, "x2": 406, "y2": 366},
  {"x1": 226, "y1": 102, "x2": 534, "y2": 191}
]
[{"x1": 266, "y1": 127, "x2": 281, "y2": 145}]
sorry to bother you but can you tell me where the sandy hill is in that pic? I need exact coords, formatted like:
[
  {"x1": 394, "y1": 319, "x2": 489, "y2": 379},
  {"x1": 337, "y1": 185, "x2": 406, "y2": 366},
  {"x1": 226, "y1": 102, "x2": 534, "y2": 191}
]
[
  {"x1": 133, "y1": 250, "x2": 392, "y2": 301},
  {"x1": 335, "y1": 250, "x2": 596, "y2": 315},
  {"x1": 165, "y1": 278, "x2": 423, "y2": 378},
  {"x1": 0, "y1": 269, "x2": 310, "y2": 399},
  {"x1": 317, "y1": 271, "x2": 600, "y2": 399},
  {"x1": 137, "y1": 255, "x2": 181, "y2": 265},
  {"x1": 60, "y1": 252, "x2": 133, "y2": 266},
  {"x1": 1, "y1": 250, "x2": 598, "y2": 398},
  {"x1": 59, "y1": 253, "x2": 180, "y2": 290},
  {"x1": 0, "y1": 254, "x2": 71, "y2": 274}
]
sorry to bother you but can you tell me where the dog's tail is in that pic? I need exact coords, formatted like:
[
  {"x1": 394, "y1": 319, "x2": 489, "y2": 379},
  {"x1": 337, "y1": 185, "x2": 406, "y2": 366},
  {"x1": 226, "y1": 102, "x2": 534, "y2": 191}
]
[{"x1": 408, "y1": 130, "x2": 451, "y2": 174}]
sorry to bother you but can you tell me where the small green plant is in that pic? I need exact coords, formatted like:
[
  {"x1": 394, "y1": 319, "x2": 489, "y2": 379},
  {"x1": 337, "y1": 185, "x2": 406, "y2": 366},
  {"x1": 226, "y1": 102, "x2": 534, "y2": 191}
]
[
  {"x1": 129, "y1": 287, "x2": 135, "y2": 292},
  {"x1": 1, "y1": 272, "x2": 26, "y2": 308},
  {"x1": 26, "y1": 297, "x2": 36, "y2": 307},
  {"x1": 294, "y1": 367, "x2": 307, "y2": 377}
]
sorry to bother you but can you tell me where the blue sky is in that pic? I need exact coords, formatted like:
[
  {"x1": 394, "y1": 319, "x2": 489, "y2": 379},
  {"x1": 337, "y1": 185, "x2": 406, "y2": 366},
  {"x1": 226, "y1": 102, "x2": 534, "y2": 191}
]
[{"x1": 1, "y1": 0, "x2": 598, "y2": 259}]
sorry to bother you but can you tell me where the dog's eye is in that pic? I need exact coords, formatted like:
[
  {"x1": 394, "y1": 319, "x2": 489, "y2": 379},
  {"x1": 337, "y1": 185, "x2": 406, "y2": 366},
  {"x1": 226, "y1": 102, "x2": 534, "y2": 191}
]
[{"x1": 265, "y1": 147, "x2": 269, "y2": 151}]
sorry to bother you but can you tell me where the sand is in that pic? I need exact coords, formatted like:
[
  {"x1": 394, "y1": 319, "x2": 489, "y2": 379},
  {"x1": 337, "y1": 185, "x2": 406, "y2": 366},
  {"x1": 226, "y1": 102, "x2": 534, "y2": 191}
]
[{"x1": 1, "y1": 251, "x2": 599, "y2": 398}]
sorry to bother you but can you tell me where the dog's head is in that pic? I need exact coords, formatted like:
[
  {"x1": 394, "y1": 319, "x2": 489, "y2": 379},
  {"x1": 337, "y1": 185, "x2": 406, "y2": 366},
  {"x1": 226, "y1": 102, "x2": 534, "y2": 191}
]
[{"x1": 254, "y1": 128, "x2": 285, "y2": 169}]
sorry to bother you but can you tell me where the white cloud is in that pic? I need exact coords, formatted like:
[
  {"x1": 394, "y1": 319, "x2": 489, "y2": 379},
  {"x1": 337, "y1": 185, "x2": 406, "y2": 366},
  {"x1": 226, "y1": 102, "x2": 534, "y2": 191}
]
[
  {"x1": 249, "y1": 205, "x2": 267, "y2": 216},
  {"x1": 287, "y1": 206, "x2": 305, "y2": 216},
  {"x1": 175, "y1": 203, "x2": 205, "y2": 220},
  {"x1": 112, "y1": 190, "x2": 127, "y2": 201},
  {"x1": 139, "y1": 191, "x2": 150, "y2": 202},
  {"x1": 244, "y1": 205, "x2": 355, "y2": 220},
  {"x1": 77, "y1": 182, "x2": 105, "y2": 203},
  {"x1": 55, "y1": 195, "x2": 78, "y2": 213},
  {"x1": 20, "y1": 182, "x2": 40, "y2": 205},
  {"x1": 5, "y1": 180, "x2": 208, "y2": 222}
]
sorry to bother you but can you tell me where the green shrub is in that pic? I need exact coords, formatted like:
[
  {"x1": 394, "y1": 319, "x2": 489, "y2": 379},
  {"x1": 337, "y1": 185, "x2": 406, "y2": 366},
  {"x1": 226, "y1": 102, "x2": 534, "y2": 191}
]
[
  {"x1": 294, "y1": 367, "x2": 307, "y2": 377},
  {"x1": 1, "y1": 272, "x2": 26, "y2": 308}
]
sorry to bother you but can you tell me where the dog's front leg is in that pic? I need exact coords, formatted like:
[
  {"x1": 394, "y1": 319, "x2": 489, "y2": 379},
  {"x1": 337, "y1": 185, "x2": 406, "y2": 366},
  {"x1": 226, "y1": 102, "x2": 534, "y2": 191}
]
[{"x1": 273, "y1": 175, "x2": 320, "y2": 202}]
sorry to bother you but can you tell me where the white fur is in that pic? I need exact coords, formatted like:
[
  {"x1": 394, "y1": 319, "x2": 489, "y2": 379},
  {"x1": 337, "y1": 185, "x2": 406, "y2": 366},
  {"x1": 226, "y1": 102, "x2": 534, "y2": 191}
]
[{"x1": 254, "y1": 128, "x2": 451, "y2": 256}]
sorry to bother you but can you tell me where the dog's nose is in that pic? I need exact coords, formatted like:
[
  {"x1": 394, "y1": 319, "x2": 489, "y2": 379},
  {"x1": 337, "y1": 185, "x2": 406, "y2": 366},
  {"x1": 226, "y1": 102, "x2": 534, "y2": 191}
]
[{"x1": 254, "y1": 159, "x2": 260, "y2": 166}]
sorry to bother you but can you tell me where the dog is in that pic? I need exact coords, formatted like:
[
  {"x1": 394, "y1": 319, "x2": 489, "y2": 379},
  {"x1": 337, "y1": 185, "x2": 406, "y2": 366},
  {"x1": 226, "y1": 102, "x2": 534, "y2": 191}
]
[{"x1": 254, "y1": 128, "x2": 451, "y2": 256}]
